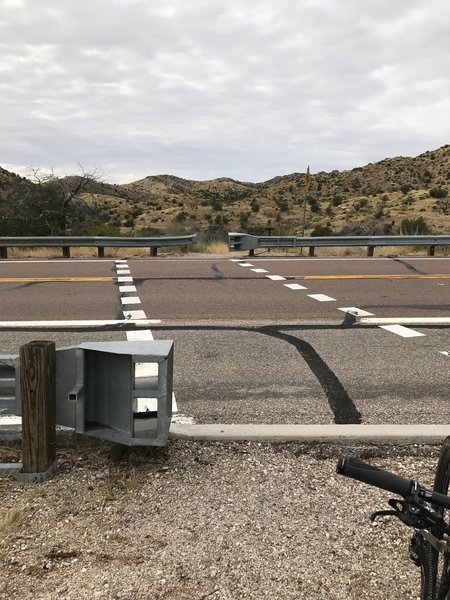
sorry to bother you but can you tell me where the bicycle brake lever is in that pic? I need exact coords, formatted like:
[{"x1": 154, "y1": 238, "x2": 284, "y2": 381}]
[{"x1": 388, "y1": 498, "x2": 422, "y2": 527}]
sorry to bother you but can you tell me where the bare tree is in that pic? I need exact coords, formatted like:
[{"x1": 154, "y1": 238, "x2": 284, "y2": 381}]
[
  {"x1": 27, "y1": 165, "x2": 102, "y2": 235},
  {"x1": 1, "y1": 165, "x2": 102, "y2": 236},
  {"x1": 435, "y1": 197, "x2": 450, "y2": 215}
]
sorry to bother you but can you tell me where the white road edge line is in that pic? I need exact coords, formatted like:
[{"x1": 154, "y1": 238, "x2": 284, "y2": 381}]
[
  {"x1": 283, "y1": 283, "x2": 307, "y2": 290},
  {"x1": 266, "y1": 275, "x2": 286, "y2": 281},
  {"x1": 120, "y1": 296, "x2": 142, "y2": 305},
  {"x1": 359, "y1": 317, "x2": 450, "y2": 325},
  {"x1": 0, "y1": 320, "x2": 161, "y2": 328},
  {"x1": 379, "y1": 324, "x2": 425, "y2": 338},
  {"x1": 338, "y1": 307, "x2": 374, "y2": 317},
  {"x1": 123, "y1": 310, "x2": 147, "y2": 320},
  {"x1": 307, "y1": 294, "x2": 336, "y2": 302},
  {"x1": 118, "y1": 265, "x2": 181, "y2": 418}
]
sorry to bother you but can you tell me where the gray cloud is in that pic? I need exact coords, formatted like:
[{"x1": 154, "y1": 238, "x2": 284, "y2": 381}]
[{"x1": 1, "y1": 0, "x2": 449, "y2": 182}]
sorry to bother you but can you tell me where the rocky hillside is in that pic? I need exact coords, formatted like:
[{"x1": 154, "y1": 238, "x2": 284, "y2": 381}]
[{"x1": 1, "y1": 145, "x2": 450, "y2": 237}]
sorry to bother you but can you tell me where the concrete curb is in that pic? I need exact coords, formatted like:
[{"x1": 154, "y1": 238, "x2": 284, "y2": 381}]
[
  {"x1": 169, "y1": 423, "x2": 450, "y2": 444},
  {"x1": 2, "y1": 421, "x2": 450, "y2": 444}
]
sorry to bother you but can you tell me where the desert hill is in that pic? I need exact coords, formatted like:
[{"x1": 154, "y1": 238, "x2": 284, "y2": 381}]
[{"x1": 1, "y1": 145, "x2": 449, "y2": 238}]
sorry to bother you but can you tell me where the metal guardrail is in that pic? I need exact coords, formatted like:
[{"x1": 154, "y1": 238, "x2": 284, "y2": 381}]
[
  {"x1": 228, "y1": 233, "x2": 450, "y2": 257},
  {"x1": 0, "y1": 234, "x2": 197, "y2": 258}
]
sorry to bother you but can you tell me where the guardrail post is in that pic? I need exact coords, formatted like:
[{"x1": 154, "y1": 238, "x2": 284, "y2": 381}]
[
  {"x1": 428, "y1": 245, "x2": 435, "y2": 256},
  {"x1": 98, "y1": 246, "x2": 105, "y2": 258},
  {"x1": 0, "y1": 247, "x2": 7, "y2": 259},
  {"x1": 367, "y1": 247, "x2": 374, "y2": 257},
  {"x1": 150, "y1": 247, "x2": 158, "y2": 257},
  {"x1": 63, "y1": 247, "x2": 70, "y2": 258},
  {"x1": 309, "y1": 246, "x2": 315, "y2": 257},
  {"x1": 19, "y1": 341, "x2": 56, "y2": 482},
  {"x1": 249, "y1": 249, "x2": 255, "y2": 257}
]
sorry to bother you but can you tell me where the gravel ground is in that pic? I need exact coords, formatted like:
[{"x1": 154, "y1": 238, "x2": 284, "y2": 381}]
[{"x1": 0, "y1": 440, "x2": 444, "y2": 600}]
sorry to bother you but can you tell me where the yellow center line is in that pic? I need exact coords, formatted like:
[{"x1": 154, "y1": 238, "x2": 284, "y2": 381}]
[
  {"x1": 301, "y1": 274, "x2": 450, "y2": 280},
  {"x1": 0, "y1": 277, "x2": 115, "y2": 282}
]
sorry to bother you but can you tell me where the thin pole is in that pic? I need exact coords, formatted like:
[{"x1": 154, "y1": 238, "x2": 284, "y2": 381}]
[{"x1": 302, "y1": 165, "x2": 311, "y2": 237}]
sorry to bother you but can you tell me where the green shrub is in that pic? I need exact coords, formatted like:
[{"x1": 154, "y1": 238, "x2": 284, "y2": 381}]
[
  {"x1": 400, "y1": 216, "x2": 431, "y2": 235},
  {"x1": 311, "y1": 224, "x2": 333, "y2": 236},
  {"x1": 250, "y1": 199, "x2": 260, "y2": 213},
  {"x1": 429, "y1": 187, "x2": 448, "y2": 198}
]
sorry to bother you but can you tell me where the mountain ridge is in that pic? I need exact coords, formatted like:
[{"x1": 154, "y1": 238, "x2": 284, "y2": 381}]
[{"x1": 1, "y1": 144, "x2": 449, "y2": 237}]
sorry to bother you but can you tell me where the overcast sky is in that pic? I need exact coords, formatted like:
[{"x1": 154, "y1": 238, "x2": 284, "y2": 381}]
[{"x1": 1, "y1": 0, "x2": 449, "y2": 184}]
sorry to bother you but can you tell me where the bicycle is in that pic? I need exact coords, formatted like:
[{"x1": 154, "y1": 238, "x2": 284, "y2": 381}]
[{"x1": 336, "y1": 436, "x2": 450, "y2": 600}]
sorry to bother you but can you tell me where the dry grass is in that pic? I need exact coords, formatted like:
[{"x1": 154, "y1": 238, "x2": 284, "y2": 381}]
[
  {"x1": 0, "y1": 506, "x2": 28, "y2": 536},
  {"x1": 8, "y1": 247, "x2": 99, "y2": 259},
  {"x1": 251, "y1": 245, "x2": 447, "y2": 258},
  {"x1": 6, "y1": 243, "x2": 232, "y2": 259},
  {"x1": 7, "y1": 247, "x2": 166, "y2": 259}
]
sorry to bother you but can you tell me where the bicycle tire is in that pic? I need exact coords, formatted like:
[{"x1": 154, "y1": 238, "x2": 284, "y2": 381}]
[
  {"x1": 432, "y1": 437, "x2": 450, "y2": 600},
  {"x1": 410, "y1": 437, "x2": 450, "y2": 600},
  {"x1": 410, "y1": 530, "x2": 436, "y2": 600}
]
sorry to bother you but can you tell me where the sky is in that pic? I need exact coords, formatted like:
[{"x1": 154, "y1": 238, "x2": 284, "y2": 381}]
[{"x1": 1, "y1": 0, "x2": 450, "y2": 184}]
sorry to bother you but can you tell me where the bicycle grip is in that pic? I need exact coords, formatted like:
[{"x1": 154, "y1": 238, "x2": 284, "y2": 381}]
[{"x1": 337, "y1": 456, "x2": 414, "y2": 498}]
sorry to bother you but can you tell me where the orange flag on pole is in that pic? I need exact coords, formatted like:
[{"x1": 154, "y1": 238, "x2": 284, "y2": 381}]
[{"x1": 305, "y1": 165, "x2": 311, "y2": 194}]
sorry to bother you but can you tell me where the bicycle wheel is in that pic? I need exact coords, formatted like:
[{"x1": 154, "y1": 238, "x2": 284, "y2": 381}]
[
  {"x1": 413, "y1": 438, "x2": 450, "y2": 600},
  {"x1": 410, "y1": 530, "x2": 436, "y2": 600},
  {"x1": 432, "y1": 436, "x2": 450, "y2": 600}
]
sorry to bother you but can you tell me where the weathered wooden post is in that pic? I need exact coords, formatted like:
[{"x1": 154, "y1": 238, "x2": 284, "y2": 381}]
[
  {"x1": 98, "y1": 246, "x2": 105, "y2": 258},
  {"x1": 150, "y1": 247, "x2": 158, "y2": 257},
  {"x1": 428, "y1": 245, "x2": 435, "y2": 256},
  {"x1": 18, "y1": 341, "x2": 56, "y2": 482},
  {"x1": 63, "y1": 247, "x2": 71, "y2": 258},
  {"x1": 0, "y1": 246, "x2": 7, "y2": 259}
]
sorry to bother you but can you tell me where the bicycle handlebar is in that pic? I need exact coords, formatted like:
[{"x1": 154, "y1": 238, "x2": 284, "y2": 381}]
[
  {"x1": 337, "y1": 456, "x2": 450, "y2": 510},
  {"x1": 337, "y1": 456, "x2": 413, "y2": 497}
]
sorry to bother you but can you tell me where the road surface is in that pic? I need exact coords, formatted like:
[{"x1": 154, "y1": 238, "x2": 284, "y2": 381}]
[{"x1": 0, "y1": 254, "x2": 449, "y2": 425}]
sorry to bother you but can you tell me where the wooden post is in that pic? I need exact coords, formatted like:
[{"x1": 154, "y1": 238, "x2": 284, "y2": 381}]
[
  {"x1": 150, "y1": 247, "x2": 158, "y2": 257},
  {"x1": 63, "y1": 247, "x2": 71, "y2": 258},
  {"x1": 249, "y1": 249, "x2": 255, "y2": 257},
  {"x1": 367, "y1": 247, "x2": 374, "y2": 257},
  {"x1": 20, "y1": 341, "x2": 56, "y2": 478},
  {"x1": 0, "y1": 246, "x2": 7, "y2": 259},
  {"x1": 308, "y1": 246, "x2": 315, "y2": 257},
  {"x1": 428, "y1": 245, "x2": 435, "y2": 256},
  {"x1": 98, "y1": 246, "x2": 105, "y2": 258}
]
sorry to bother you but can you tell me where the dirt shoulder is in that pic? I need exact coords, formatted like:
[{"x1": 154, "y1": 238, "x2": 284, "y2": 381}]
[{"x1": 0, "y1": 440, "x2": 442, "y2": 599}]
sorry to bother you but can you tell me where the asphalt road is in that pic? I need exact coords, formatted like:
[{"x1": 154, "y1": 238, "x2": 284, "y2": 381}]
[{"x1": 0, "y1": 254, "x2": 449, "y2": 426}]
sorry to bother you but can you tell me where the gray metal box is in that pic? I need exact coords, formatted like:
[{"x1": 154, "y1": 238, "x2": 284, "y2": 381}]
[{"x1": 2, "y1": 340, "x2": 174, "y2": 447}]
